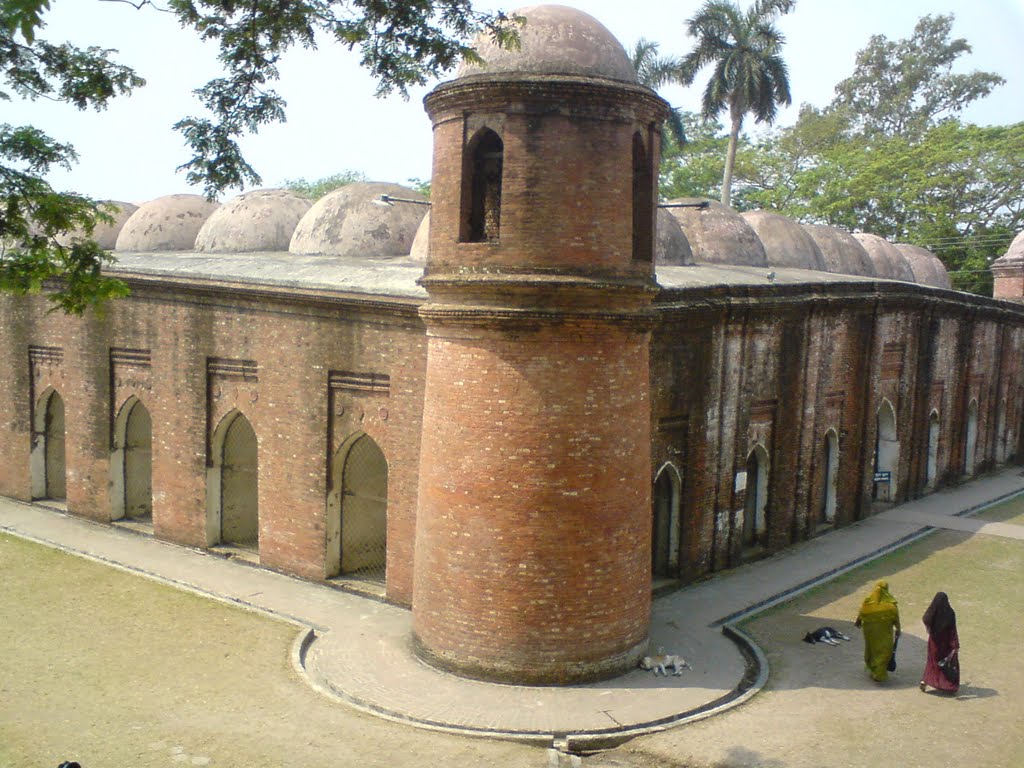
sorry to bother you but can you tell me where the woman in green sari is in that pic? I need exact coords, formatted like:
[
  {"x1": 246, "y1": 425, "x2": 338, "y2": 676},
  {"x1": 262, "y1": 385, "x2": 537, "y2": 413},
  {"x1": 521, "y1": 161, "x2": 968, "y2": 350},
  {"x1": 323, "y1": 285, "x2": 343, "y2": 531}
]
[{"x1": 855, "y1": 579, "x2": 901, "y2": 682}]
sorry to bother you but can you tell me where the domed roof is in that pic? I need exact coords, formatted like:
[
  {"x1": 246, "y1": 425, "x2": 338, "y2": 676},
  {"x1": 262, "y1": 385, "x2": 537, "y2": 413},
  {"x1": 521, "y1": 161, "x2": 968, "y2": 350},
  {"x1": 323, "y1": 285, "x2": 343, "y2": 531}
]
[
  {"x1": 994, "y1": 231, "x2": 1024, "y2": 265},
  {"x1": 656, "y1": 208, "x2": 694, "y2": 266},
  {"x1": 895, "y1": 244, "x2": 951, "y2": 289},
  {"x1": 115, "y1": 194, "x2": 220, "y2": 252},
  {"x1": 741, "y1": 211, "x2": 826, "y2": 270},
  {"x1": 456, "y1": 5, "x2": 637, "y2": 83},
  {"x1": 665, "y1": 199, "x2": 768, "y2": 267},
  {"x1": 56, "y1": 201, "x2": 139, "y2": 250},
  {"x1": 802, "y1": 224, "x2": 876, "y2": 277},
  {"x1": 409, "y1": 210, "x2": 430, "y2": 262},
  {"x1": 853, "y1": 233, "x2": 916, "y2": 282},
  {"x1": 195, "y1": 189, "x2": 312, "y2": 253},
  {"x1": 289, "y1": 182, "x2": 428, "y2": 259}
]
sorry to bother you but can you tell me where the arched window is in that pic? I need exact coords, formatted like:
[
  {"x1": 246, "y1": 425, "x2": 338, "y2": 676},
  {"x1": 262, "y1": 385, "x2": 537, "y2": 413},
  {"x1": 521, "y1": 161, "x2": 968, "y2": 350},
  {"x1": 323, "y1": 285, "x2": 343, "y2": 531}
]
[
  {"x1": 207, "y1": 411, "x2": 258, "y2": 551},
  {"x1": 111, "y1": 397, "x2": 152, "y2": 521},
  {"x1": 964, "y1": 399, "x2": 978, "y2": 476},
  {"x1": 462, "y1": 128, "x2": 503, "y2": 243},
  {"x1": 874, "y1": 399, "x2": 899, "y2": 502},
  {"x1": 822, "y1": 430, "x2": 839, "y2": 523},
  {"x1": 926, "y1": 410, "x2": 940, "y2": 487},
  {"x1": 327, "y1": 432, "x2": 388, "y2": 583},
  {"x1": 743, "y1": 445, "x2": 769, "y2": 548},
  {"x1": 652, "y1": 463, "x2": 682, "y2": 579},
  {"x1": 632, "y1": 131, "x2": 654, "y2": 262},
  {"x1": 31, "y1": 389, "x2": 65, "y2": 500}
]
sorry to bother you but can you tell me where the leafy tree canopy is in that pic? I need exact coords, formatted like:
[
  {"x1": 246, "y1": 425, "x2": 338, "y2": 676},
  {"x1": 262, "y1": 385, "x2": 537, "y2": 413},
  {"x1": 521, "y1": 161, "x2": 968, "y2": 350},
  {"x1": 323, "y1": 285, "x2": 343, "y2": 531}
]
[
  {"x1": 830, "y1": 14, "x2": 1005, "y2": 139},
  {"x1": 1, "y1": 0, "x2": 518, "y2": 312},
  {"x1": 282, "y1": 170, "x2": 368, "y2": 200}
]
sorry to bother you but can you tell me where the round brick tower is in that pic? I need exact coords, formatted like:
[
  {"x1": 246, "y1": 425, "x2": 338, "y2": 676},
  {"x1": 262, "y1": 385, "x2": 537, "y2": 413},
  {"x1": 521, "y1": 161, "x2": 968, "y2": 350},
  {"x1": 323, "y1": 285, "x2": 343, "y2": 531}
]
[{"x1": 412, "y1": 5, "x2": 670, "y2": 684}]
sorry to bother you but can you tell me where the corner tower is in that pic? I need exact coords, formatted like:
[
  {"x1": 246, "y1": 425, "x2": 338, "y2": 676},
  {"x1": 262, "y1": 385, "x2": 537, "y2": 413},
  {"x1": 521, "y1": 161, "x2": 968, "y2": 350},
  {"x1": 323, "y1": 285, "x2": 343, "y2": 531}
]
[{"x1": 412, "y1": 5, "x2": 670, "y2": 684}]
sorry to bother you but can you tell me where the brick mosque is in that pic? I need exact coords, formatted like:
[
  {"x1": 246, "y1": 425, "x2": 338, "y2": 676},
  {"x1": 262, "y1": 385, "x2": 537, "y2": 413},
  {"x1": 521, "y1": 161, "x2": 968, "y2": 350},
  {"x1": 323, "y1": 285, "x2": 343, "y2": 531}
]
[{"x1": 3, "y1": 5, "x2": 1024, "y2": 684}]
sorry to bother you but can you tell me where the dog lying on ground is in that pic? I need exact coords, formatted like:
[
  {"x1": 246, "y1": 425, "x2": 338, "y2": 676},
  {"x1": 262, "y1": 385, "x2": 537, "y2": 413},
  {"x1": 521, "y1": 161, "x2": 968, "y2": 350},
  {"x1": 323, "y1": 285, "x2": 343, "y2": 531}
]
[
  {"x1": 640, "y1": 650, "x2": 691, "y2": 676},
  {"x1": 802, "y1": 626, "x2": 851, "y2": 646}
]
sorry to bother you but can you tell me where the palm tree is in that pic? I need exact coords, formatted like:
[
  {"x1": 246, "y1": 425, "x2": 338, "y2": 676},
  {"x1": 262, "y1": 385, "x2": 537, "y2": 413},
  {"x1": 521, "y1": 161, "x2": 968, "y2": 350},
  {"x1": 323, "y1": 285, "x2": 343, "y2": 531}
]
[
  {"x1": 680, "y1": 0, "x2": 794, "y2": 205},
  {"x1": 631, "y1": 38, "x2": 686, "y2": 147}
]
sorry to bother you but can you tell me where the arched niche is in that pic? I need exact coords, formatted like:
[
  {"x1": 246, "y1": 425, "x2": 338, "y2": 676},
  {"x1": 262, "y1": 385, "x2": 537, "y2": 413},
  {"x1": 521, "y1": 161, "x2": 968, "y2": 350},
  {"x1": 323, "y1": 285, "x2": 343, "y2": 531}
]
[
  {"x1": 874, "y1": 399, "x2": 899, "y2": 502},
  {"x1": 742, "y1": 444, "x2": 769, "y2": 548},
  {"x1": 652, "y1": 462, "x2": 682, "y2": 579},
  {"x1": 110, "y1": 396, "x2": 153, "y2": 521},
  {"x1": 31, "y1": 388, "x2": 66, "y2": 501},
  {"x1": 326, "y1": 432, "x2": 388, "y2": 583},
  {"x1": 206, "y1": 410, "x2": 259, "y2": 550}
]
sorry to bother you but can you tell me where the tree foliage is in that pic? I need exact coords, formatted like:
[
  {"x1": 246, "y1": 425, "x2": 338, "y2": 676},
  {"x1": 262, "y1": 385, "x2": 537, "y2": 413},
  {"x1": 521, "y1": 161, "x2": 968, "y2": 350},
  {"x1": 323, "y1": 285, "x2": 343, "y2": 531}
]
[
  {"x1": 282, "y1": 170, "x2": 368, "y2": 199},
  {"x1": 1, "y1": 0, "x2": 518, "y2": 312},
  {"x1": 726, "y1": 14, "x2": 1018, "y2": 296},
  {"x1": 678, "y1": 0, "x2": 794, "y2": 205},
  {"x1": 830, "y1": 14, "x2": 1005, "y2": 139}
]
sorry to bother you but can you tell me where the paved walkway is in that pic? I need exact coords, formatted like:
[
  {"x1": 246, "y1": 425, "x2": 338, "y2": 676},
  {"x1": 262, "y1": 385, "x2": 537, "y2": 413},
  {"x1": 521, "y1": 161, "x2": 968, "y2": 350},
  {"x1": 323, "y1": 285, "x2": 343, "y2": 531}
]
[{"x1": 3, "y1": 469, "x2": 1024, "y2": 751}]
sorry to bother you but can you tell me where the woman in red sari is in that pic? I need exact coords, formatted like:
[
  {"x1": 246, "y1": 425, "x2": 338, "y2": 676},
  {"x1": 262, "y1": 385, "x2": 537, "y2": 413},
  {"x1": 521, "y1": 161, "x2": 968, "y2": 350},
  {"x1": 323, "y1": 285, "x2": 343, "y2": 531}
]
[{"x1": 920, "y1": 591, "x2": 959, "y2": 693}]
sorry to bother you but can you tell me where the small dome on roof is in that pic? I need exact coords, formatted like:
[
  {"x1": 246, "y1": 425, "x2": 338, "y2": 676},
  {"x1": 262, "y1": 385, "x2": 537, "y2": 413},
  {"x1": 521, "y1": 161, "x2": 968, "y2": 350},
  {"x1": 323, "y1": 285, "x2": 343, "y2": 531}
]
[
  {"x1": 853, "y1": 233, "x2": 916, "y2": 282},
  {"x1": 57, "y1": 201, "x2": 138, "y2": 250},
  {"x1": 456, "y1": 5, "x2": 637, "y2": 83},
  {"x1": 994, "y1": 231, "x2": 1024, "y2": 264},
  {"x1": 895, "y1": 244, "x2": 951, "y2": 289},
  {"x1": 289, "y1": 182, "x2": 428, "y2": 259},
  {"x1": 195, "y1": 189, "x2": 312, "y2": 253},
  {"x1": 115, "y1": 194, "x2": 220, "y2": 252},
  {"x1": 802, "y1": 224, "x2": 876, "y2": 277},
  {"x1": 665, "y1": 199, "x2": 767, "y2": 267},
  {"x1": 656, "y1": 208, "x2": 694, "y2": 266},
  {"x1": 410, "y1": 211, "x2": 430, "y2": 262},
  {"x1": 741, "y1": 211, "x2": 826, "y2": 271}
]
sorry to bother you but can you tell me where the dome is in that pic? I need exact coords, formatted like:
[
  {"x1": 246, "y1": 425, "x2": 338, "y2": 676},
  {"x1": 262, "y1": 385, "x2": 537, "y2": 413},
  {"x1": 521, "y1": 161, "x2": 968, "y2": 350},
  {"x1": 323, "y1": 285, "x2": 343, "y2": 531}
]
[
  {"x1": 802, "y1": 224, "x2": 876, "y2": 277},
  {"x1": 895, "y1": 244, "x2": 951, "y2": 289},
  {"x1": 994, "y1": 231, "x2": 1024, "y2": 265},
  {"x1": 741, "y1": 211, "x2": 826, "y2": 271},
  {"x1": 57, "y1": 201, "x2": 138, "y2": 250},
  {"x1": 853, "y1": 233, "x2": 916, "y2": 282},
  {"x1": 195, "y1": 189, "x2": 312, "y2": 253},
  {"x1": 289, "y1": 182, "x2": 428, "y2": 259},
  {"x1": 655, "y1": 208, "x2": 693, "y2": 266},
  {"x1": 115, "y1": 194, "x2": 220, "y2": 252},
  {"x1": 665, "y1": 199, "x2": 767, "y2": 267},
  {"x1": 409, "y1": 211, "x2": 430, "y2": 262},
  {"x1": 455, "y1": 5, "x2": 637, "y2": 83}
]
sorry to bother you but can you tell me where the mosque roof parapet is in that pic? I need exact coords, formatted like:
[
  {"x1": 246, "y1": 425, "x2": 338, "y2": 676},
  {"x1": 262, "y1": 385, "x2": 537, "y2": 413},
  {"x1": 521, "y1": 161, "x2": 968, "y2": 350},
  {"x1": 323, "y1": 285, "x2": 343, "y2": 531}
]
[
  {"x1": 802, "y1": 224, "x2": 877, "y2": 278},
  {"x1": 741, "y1": 210, "x2": 826, "y2": 271},
  {"x1": 195, "y1": 189, "x2": 312, "y2": 253},
  {"x1": 664, "y1": 199, "x2": 768, "y2": 267},
  {"x1": 853, "y1": 232, "x2": 916, "y2": 282},
  {"x1": 895, "y1": 243, "x2": 952, "y2": 289},
  {"x1": 56, "y1": 201, "x2": 138, "y2": 250},
  {"x1": 656, "y1": 208, "x2": 694, "y2": 266},
  {"x1": 289, "y1": 182, "x2": 428, "y2": 259},
  {"x1": 115, "y1": 194, "x2": 220, "y2": 252}
]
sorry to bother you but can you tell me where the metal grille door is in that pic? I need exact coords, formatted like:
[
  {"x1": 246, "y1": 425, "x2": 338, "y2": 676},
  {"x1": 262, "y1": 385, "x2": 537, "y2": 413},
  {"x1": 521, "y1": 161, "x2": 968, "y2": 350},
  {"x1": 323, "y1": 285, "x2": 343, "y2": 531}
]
[{"x1": 341, "y1": 434, "x2": 387, "y2": 582}]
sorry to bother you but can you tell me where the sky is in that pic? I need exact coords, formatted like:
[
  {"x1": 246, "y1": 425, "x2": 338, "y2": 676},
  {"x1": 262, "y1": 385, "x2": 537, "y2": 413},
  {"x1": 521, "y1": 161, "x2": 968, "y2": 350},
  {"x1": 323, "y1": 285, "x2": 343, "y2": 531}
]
[{"x1": 7, "y1": 0, "x2": 1024, "y2": 203}]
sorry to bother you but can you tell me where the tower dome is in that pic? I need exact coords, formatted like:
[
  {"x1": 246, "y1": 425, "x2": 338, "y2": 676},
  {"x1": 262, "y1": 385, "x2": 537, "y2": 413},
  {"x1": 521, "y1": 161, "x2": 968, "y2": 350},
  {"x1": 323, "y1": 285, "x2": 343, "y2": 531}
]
[{"x1": 456, "y1": 5, "x2": 637, "y2": 83}]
